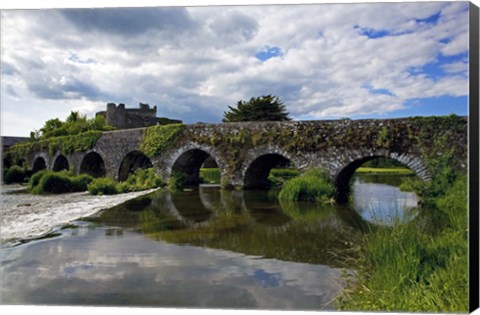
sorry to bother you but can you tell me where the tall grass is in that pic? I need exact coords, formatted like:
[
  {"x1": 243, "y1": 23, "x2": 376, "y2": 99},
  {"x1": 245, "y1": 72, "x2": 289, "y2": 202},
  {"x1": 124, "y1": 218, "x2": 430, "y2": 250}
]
[
  {"x1": 278, "y1": 168, "x2": 334, "y2": 203},
  {"x1": 337, "y1": 176, "x2": 468, "y2": 312},
  {"x1": 88, "y1": 168, "x2": 163, "y2": 195}
]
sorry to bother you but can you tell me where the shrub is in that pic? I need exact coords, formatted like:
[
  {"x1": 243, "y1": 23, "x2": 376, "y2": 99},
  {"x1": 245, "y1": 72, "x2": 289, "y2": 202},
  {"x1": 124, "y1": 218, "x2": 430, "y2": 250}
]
[
  {"x1": 4, "y1": 165, "x2": 27, "y2": 184},
  {"x1": 87, "y1": 168, "x2": 163, "y2": 195},
  {"x1": 268, "y1": 168, "x2": 300, "y2": 187},
  {"x1": 32, "y1": 172, "x2": 74, "y2": 194},
  {"x1": 29, "y1": 170, "x2": 93, "y2": 194},
  {"x1": 88, "y1": 177, "x2": 118, "y2": 195},
  {"x1": 28, "y1": 170, "x2": 49, "y2": 189},
  {"x1": 124, "y1": 168, "x2": 163, "y2": 191},
  {"x1": 278, "y1": 168, "x2": 335, "y2": 203},
  {"x1": 71, "y1": 174, "x2": 94, "y2": 191},
  {"x1": 168, "y1": 172, "x2": 187, "y2": 191}
]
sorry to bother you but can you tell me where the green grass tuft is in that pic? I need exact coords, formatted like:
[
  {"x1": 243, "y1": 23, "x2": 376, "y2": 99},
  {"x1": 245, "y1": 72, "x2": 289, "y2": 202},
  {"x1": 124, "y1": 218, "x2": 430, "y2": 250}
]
[
  {"x1": 278, "y1": 168, "x2": 334, "y2": 203},
  {"x1": 337, "y1": 176, "x2": 468, "y2": 312}
]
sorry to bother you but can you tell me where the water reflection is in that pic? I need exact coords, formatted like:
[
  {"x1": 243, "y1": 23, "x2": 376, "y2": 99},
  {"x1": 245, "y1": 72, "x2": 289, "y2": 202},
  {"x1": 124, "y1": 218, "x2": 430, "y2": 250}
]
[
  {"x1": 1, "y1": 174, "x2": 418, "y2": 309},
  {"x1": 351, "y1": 175, "x2": 419, "y2": 225},
  {"x1": 1, "y1": 220, "x2": 345, "y2": 309}
]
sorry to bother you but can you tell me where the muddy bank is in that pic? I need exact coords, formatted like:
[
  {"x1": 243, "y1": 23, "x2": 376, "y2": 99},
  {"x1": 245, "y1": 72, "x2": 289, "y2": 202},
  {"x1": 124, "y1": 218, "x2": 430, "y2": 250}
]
[{"x1": 1, "y1": 184, "x2": 158, "y2": 245}]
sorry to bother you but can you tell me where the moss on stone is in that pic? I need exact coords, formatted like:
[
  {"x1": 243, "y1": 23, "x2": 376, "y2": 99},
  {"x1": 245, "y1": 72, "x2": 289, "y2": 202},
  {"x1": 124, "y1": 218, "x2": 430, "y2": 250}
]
[
  {"x1": 9, "y1": 131, "x2": 103, "y2": 162},
  {"x1": 141, "y1": 124, "x2": 185, "y2": 157}
]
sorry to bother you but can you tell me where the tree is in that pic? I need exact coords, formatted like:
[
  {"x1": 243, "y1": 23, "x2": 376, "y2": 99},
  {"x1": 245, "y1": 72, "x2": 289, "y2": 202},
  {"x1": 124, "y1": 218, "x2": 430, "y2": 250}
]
[
  {"x1": 222, "y1": 95, "x2": 291, "y2": 122},
  {"x1": 33, "y1": 111, "x2": 114, "y2": 140}
]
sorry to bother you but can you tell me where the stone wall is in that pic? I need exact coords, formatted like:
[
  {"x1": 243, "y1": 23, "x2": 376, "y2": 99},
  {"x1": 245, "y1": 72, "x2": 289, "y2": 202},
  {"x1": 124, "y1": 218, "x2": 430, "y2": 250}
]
[
  {"x1": 96, "y1": 103, "x2": 159, "y2": 129},
  {"x1": 22, "y1": 116, "x2": 468, "y2": 197}
]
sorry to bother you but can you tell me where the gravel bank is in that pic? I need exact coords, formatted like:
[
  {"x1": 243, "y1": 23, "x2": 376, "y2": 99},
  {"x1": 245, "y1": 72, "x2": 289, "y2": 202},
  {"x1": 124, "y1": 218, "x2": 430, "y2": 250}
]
[{"x1": 1, "y1": 184, "x2": 157, "y2": 244}]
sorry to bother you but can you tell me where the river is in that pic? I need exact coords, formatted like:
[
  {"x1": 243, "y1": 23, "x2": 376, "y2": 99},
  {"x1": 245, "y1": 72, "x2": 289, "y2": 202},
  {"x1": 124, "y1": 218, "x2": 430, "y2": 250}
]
[{"x1": 0, "y1": 173, "x2": 418, "y2": 310}]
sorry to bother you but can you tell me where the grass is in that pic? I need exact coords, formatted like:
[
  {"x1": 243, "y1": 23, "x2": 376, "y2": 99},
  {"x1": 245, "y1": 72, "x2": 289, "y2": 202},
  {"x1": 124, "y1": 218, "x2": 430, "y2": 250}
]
[
  {"x1": 199, "y1": 168, "x2": 221, "y2": 184},
  {"x1": 337, "y1": 176, "x2": 468, "y2": 312},
  {"x1": 355, "y1": 167, "x2": 413, "y2": 174},
  {"x1": 88, "y1": 168, "x2": 164, "y2": 195},
  {"x1": 278, "y1": 168, "x2": 335, "y2": 203}
]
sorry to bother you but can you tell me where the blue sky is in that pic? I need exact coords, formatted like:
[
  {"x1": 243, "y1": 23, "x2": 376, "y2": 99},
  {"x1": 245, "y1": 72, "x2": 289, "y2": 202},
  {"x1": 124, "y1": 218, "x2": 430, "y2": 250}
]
[{"x1": 0, "y1": 1, "x2": 471, "y2": 136}]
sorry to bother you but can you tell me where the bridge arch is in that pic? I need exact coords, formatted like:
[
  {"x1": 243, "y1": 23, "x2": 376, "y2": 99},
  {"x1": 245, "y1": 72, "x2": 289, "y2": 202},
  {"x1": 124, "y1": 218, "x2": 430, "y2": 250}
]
[
  {"x1": 32, "y1": 156, "x2": 47, "y2": 173},
  {"x1": 241, "y1": 145, "x2": 299, "y2": 189},
  {"x1": 79, "y1": 151, "x2": 106, "y2": 178},
  {"x1": 165, "y1": 143, "x2": 227, "y2": 186},
  {"x1": 334, "y1": 152, "x2": 431, "y2": 203},
  {"x1": 52, "y1": 154, "x2": 70, "y2": 172},
  {"x1": 118, "y1": 150, "x2": 153, "y2": 181}
]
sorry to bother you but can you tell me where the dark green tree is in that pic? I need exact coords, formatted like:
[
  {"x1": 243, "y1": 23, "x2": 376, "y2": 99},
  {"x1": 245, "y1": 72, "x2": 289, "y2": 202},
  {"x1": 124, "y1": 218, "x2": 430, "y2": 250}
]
[{"x1": 222, "y1": 95, "x2": 291, "y2": 122}]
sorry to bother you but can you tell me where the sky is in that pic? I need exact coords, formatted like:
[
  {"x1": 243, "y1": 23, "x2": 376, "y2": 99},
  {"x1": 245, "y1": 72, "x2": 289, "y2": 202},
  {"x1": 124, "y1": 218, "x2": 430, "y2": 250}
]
[{"x1": 0, "y1": 1, "x2": 472, "y2": 137}]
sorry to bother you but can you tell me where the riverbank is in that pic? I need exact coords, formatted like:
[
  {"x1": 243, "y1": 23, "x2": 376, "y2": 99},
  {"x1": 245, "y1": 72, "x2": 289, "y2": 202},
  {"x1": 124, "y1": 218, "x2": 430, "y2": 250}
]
[
  {"x1": 337, "y1": 176, "x2": 468, "y2": 312},
  {"x1": 0, "y1": 184, "x2": 158, "y2": 245}
]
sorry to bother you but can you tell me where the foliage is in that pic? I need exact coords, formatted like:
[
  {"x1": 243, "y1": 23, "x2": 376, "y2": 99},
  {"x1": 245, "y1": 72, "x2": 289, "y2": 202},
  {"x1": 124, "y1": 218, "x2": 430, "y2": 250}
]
[
  {"x1": 28, "y1": 170, "x2": 49, "y2": 189},
  {"x1": 4, "y1": 165, "x2": 28, "y2": 184},
  {"x1": 278, "y1": 168, "x2": 335, "y2": 203},
  {"x1": 337, "y1": 176, "x2": 468, "y2": 313},
  {"x1": 397, "y1": 134, "x2": 458, "y2": 205},
  {"x1": 88, "y1": 168, "x2": 164, "y2": 195},
  {"x1": 9, "y1": 131, "x2": 103, "y2": 163},
  {"x1": 29, "y1": 170, "x2": 93, "y2": 194},
  {"x1": 356, "y1": 167, "x2": 413, "y2": 174},
  {"x1": 32, "y1": 111, "x2": 113, "y2": 140},
  {"x1": 7, "y1": 111, "x2": 110, "y2": 164},
  {"x1": 200, "y1": 168, "x2": 221, "y2": 184},
  {"x1": 168, "y1": 171, "x2": 188, "y2": 191},
  {"x1": 72, "y1": 174, "x2": 95, "y2": 191},
  {"x1": 268, "y1": 168, "x2": 300, "y2": 186},
  {"x1": 362, "y1": 157, "x2": 405, "y2": 168},
  {"x1": 337, "y1": 129, "x2": 468, "y2": 313},
  {"x1": 222, "y1": 95, "x2": 291, "y2": 122},
  {"x1": 141, "y1": 124, "x2": 185, "y2": 157},
  {"x1": 120, "y1": 168, "x2": 164, "y2": 193},
  {"x1": 87, "y1": 177, "x2": 118, "y2": 195}
]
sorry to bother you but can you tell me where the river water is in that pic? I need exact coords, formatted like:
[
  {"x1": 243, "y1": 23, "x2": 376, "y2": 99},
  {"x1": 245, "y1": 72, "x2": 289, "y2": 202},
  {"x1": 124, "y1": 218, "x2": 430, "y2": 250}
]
[{"x1": 0, "y1": 174, "x2": 418, "y2": 310}]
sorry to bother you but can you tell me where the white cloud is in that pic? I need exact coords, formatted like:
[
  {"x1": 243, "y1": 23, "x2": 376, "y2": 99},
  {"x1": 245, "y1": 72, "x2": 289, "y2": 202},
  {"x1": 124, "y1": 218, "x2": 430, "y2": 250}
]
[
  {"x1": 442, "y1": 61, "x2": 468, "y2": 74},
  {"x1": 1, "y1": 2, "x2": 470, "y2": 136}
]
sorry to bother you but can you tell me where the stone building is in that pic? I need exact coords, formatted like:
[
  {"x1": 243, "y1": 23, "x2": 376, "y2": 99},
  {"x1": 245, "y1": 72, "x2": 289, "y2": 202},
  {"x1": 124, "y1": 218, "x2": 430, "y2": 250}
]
[{"x1": 96, "y1": 103, "x2": 181, "y2": 129}]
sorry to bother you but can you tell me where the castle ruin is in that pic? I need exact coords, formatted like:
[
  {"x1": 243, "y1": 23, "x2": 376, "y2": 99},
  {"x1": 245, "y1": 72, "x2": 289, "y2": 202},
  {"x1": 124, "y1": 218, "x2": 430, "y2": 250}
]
[{"x1": 96, "y1": 103, "x2": 181, "y2": 129}]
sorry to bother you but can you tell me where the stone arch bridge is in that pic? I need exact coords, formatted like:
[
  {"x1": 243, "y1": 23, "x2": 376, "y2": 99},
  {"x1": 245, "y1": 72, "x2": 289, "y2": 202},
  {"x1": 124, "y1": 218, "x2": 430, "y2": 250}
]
[{"x1": 20, "y1": 116, "x2": 467, "y2": 202}]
